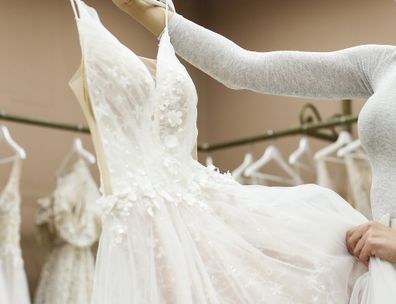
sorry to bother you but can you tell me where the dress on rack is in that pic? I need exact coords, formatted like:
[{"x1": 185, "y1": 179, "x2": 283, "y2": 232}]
[
  {"x1": 0, "y1": 157, "x2": 31, "y2": 304},
  {"x1": 34, "y1": 159, "x2": 100, "y2": 304},
  {"x1": 315, "y1": 157, "x2": 354, "y2": 205},
  {"x1": 69, "y1": 1, "x2": 396, "y2": 303},
  {"x1": 344, "y1": 154, "x2": 372, "y2": 220}
]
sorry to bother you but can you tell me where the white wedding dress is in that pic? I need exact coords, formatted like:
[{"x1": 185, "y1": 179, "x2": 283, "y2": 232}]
[
  {"x1": 69, "y1": 1, "x2": 396, "y2": 303},
  {"x1": 0, "y1": 157, "x2": 31, "y2": 304},
  {"x1": 34, "y1": 159, "x2": 101, "y2": 304}
]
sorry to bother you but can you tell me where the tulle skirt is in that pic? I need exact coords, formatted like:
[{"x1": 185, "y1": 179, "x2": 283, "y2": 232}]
[{"x1": 91, "y1": 181, "x2": 396, "y2": 304}]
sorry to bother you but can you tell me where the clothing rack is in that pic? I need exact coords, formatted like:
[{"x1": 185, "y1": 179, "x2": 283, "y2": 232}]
[
  {"x1": 0, "y1": 100, "x2": 356, "y2": 153},
  {"x1": 0, "y1": 111, "x2": 90, "y2": 134},
  {"x1": 198, "y1": 115, "x2": 357, "y2": 152},
  {"x1": 198, "y1": 99, "x2": 356, "y2": 152}
]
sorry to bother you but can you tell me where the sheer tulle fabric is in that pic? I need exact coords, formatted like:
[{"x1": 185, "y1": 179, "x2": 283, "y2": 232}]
[
  {"x1": 93, "y1": 182, "x2": 369, "y2": 304},
  {"x1": 69, "y1": 1, "x2": 396, "y2": 303}
]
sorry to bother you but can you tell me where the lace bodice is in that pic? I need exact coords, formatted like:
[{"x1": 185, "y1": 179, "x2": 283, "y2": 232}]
[
  {"x1": 0, "y1": 157, "x2": 23, "y2": 264},
  {"x1": 70, "y1": 1, "x2": 235, "y2": 219},
  {"x1": 72, "y1": 0, "x2": 197, "y2": 188}
]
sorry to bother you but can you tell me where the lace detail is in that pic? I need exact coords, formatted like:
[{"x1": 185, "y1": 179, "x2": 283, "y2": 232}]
[
  {"x1": 157, "y1": 71, "x2": 187, "y2": 149},
  {"x1": 98, "y1": 164, "x2": 236, "y2": 246},
  {"x1": 155, "y1": 33, "x2": 198, "y2": 153}
]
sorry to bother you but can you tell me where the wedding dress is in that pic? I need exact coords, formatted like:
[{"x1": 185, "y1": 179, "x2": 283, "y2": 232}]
[
  {"x1": 69, "y1": 1, "x2": 396, "y2": 303},
  {"x1": 34, "y1": 159, "x2": 100, "y2": 304},
  {"x1": 0, "y1": 157, "x2": 31, "y2": 304}
]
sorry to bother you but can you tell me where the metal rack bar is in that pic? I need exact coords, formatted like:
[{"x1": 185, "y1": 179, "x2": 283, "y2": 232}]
[
  {"x1": 197, "y1": 115, "x2": 357, "y2": 152},
  {"x1": 0, "y1": 105, "x2": 357, "y2": 153},
  {"x1": 0, "y1": 111, "x2": 90, "y2": 134}
]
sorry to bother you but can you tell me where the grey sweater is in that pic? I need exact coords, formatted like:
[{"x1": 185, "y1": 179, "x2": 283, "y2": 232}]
[{"x1": 168, "y1": 14, "x2": 396, "y2": 220}]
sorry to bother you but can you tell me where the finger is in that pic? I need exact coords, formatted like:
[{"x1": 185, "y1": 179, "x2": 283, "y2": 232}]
[
  {"x1": 346, "y1": 225, "x2": 359, "y2": 238},
  {"x1": 359, "y1": 239, "x2": 375, "y2": 265},
  {"x1": 347, "y1": 223, "x2": 372, "y2": 254},
  {"x1": 353, "y1": 232, "x2": 368, "y2": 258},
  {"x1": 346, "y1": 226, "x2": 359, "y2": 253}
]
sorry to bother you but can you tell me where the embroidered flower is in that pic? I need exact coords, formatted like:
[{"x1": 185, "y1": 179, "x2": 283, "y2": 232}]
[
  {"x1": 111, "y1": 223, "x2": 127, "y2": 245},
  {"x1": 159, "y1": 99, "x2": 171, "y2": 111},
  {"x1": 166, "y1": 110, "x2": 183, "y2": 127}
]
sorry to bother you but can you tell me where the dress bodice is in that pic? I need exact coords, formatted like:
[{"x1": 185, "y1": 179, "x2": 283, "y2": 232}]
[
  {"x1": 70, "y1": 0, "x2": 236, "y2": 225},
  {"x1": 70, "y1": 0, "x2": 199, "y2": 196}
]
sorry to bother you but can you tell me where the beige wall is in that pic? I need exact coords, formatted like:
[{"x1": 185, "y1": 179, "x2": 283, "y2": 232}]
[{"x1": 0, "y1": 0, "x2": 396, "y2": 298}]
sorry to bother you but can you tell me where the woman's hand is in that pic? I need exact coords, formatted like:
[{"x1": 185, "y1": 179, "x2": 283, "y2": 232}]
[
  {"x1": 346, "y1": 221, "x2": 396, "y2": 266},
  {"x1": 111, "y1": 0, "x2": 170, "y2": 37},
  {"x1": 112, "y1": 0, "x2": 142, "y2": 15}
]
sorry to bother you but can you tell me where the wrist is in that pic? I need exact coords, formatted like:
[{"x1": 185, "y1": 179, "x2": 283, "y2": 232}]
[{"x1": 114, "y1": 0, "x2": 149, "y2": 18}]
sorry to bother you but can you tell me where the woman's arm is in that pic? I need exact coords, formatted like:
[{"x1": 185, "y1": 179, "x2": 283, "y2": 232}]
[
  {"x1": 168, "y1": 14, "x2": 396, "y2": 100},
  {"x1": 113, "y1": 0, "x2": 395, "y2": 100}
]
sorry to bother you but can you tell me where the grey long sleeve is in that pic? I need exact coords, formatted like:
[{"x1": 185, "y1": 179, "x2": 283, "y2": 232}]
[{"x1": 168, "y1": 14, "x2": 396, "y2": 100}]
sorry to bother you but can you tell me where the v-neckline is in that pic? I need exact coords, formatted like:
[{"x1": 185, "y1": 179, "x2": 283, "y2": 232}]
[{"x1": 74, "y1": 2, "x2": 172, "y2": 88}]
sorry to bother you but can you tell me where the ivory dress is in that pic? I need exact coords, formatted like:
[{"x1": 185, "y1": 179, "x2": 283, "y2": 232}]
[
  {"x1": 0, "y1": 157, "x2": 30, "y2": 304},
  {"x1": 34, "y1": 159, "x2": 100, "y2": 304},
  {"x1": 69, "y1": 1, "x2": 396, "y2": 303}
]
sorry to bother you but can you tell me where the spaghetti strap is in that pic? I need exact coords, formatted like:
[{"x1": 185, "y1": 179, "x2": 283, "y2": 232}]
[
  {"x1": 164, "y1": 0, "x2": 169, "y2": 30},
  {"x1": 70, "y1": 0, "x2": 79, "y2": 19},
  {"x1": 9, "y1": 157, "x2": 22, "y2": 187}
]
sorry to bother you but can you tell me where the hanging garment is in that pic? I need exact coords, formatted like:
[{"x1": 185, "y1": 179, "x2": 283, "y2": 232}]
[
  {"x1": 34, "y1": 159, "x2": 101, "y2": 304},
  {"x1": 69, "y1": 1, "x2": 396, "y2": 303},
  {"x1": 316, "y1": 157, "x2": 354, "y2": 205},
  {"x1": 0, "y1": 157, "x2": 30, "y2": 304},
  {"x1": 344, "y1": 154, "x2": 372, "y2": 220}
]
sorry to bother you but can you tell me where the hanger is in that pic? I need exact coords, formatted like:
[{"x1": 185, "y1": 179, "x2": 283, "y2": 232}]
[
  {"x1": 314, "y1": 131, "x2": 352, "y2": 162},
  {"x1": 288, "y1": 137, "x2": 316, "y2": 173},
  {"x1": 0, "y1": 125, "x2": 26, "y2": 166},
  {"x1": 56, "y1": 138, "x2": 96, "y2": 177},
  {"x1": 337, "y1": 139, "x2": 368, "y2": 161},
  {"x1": 244, "y1": 145, "x2": 302, "y2": 186},
  {"x1": 232, "y1": 152, "x2": 254, "y2": 181}
]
